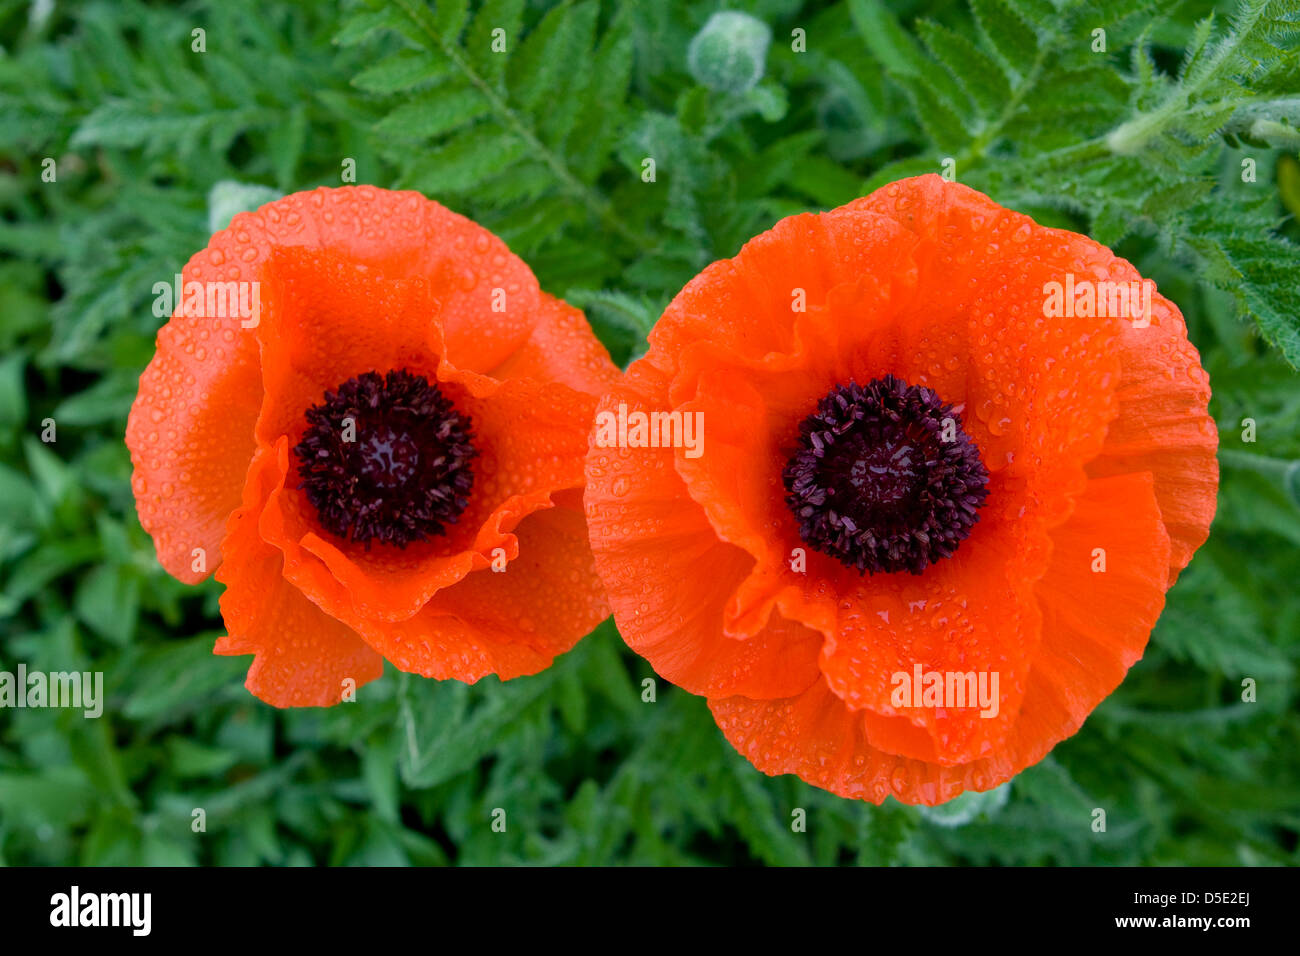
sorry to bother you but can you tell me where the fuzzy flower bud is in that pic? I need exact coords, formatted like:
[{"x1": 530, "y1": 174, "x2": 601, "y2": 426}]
[{"x1": 687, "y1": 11, "x2": 772, "y2": 95}]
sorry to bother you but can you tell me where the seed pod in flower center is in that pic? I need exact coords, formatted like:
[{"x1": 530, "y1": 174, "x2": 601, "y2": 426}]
[
  {"x1": 294, "y1": 370, "x2": 476, "y2": 549},
  {"x1": 783, "y1": 375, "x2": 989, "y2": 575}
]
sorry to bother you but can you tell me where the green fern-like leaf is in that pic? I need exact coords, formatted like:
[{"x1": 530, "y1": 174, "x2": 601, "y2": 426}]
[{"x1": 348, "y1": 0, "x2": 640, "y2": 264}]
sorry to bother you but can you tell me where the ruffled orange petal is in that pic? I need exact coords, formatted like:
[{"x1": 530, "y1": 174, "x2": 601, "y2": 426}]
[
  {"x1": 643, "y1": 204, "x2": 919, "y2": 375},
  {"x1": 1030, "y1": 472, "x2": 1171, "y2": 720},
  {"x1": 250, "y1": 247, "x2": 445, "y2": 447},
  {"x1": 710, "y1": 471, "x2": 1170, "y2": 803},
  {"x1": 488, "y1": 291, "x2": 622, "y2": 396},
  {"x1": 272, "y1": 186, "x2": 540, "y2": 372},
  {"x1": 584, "y1": 364, "x2": 824, "y2": 699},
  {"x1": 1085, "y1": 295, "x2": 1218, "y2": 586},
  {"x1": 127, "y1": 210, "x2": 271, "y2": 583},
  {"x1": 857, "y1": 174, "x2": 1216, "y2": 585},
  {"x1": 818, "y1": 550, "x2": 1040, "y2": 766},
  {"x1": 215, "y1": 445, "x2": 383, "y2": 707},
  {"x1": 344, "y1": 492, "x2": 607, "y2": 681}
]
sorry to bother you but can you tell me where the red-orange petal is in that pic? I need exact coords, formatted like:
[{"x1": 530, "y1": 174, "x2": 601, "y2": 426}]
[
  {"x1": 709, "y1": 471, "x2": 1170, "y2": 803},
  {"x1": 857, "y1": 174, "x2": 1216, "y2": 587},
  {"x1": 584, "y1": 363, "x2": 824, "y2": 699},
  {"x1": 215, "y1": 445, "x2": 384, "y2": 707},
  {"x1": 488, "y1": 291, "x2": 622, "y2": 396},
  {"x1": 1086, "y1": 295, "x2": 1218, "y2": 586},
  {"x1": 344, "y1": 493, "x2": 608, "y2": 681}
]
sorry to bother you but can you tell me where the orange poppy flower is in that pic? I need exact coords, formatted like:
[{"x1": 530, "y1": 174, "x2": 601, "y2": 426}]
[
  {"x1": 127, "y1": 186, "x2": 617, "y2": 707},
  {"x1": 584, "y1": 174, "x2": 1218, "y2": 805}
]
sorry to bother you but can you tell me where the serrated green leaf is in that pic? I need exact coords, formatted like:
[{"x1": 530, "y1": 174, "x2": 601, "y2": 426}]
[
  {"x1": 352, "y1": 50, "x2": 452, "y2": 93},
  {"x1": 372, "y1": 86, "x2": 490, "y2": 140}
]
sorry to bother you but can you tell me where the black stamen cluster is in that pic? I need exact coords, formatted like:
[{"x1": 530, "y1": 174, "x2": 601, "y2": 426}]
[
  {"x1": 294, "y1": 370, "x2": 475, "y2": 548},
  {"x1": 783, "y1": 375, "x2": 989, "y2": 575}
]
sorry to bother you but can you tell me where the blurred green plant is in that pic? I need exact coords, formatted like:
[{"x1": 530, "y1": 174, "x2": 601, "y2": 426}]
[{"x1": 0, "y1": 0, "x2": 1296, "y2": 865}]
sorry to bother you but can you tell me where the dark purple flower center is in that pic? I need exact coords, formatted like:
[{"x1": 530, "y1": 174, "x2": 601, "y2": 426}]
[
  {"x1": 294, "y1": 369, "x2": 475, "y2": 548},
  {"x1": 782, "y1": 375, "x2": 989, "y2": 575},
  {"x1": 358, "y1": 425, "x2": 420, "y2": 490}
]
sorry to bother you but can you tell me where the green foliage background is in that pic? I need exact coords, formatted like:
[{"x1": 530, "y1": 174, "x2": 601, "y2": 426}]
[{"x1": 1, "y1": 0, "x2": 1298, "y2": 865}]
